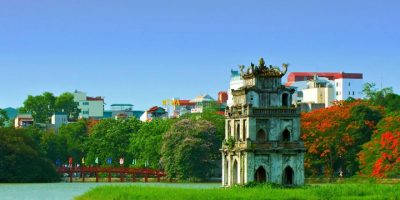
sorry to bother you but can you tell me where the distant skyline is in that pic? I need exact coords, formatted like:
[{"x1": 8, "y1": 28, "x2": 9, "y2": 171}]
[{"x1": 1, "y1": 0, "x2": 399, "y2": 110}]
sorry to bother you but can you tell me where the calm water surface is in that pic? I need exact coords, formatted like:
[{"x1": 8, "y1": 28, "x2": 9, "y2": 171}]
[{"x1": 0, "y1": 182, "x2": 220, "y2": 200}]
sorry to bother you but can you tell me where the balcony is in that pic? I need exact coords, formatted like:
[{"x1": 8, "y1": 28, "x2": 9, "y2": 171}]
[
  {"x1": 225, "y1": 105, "x2": 300, "y2": 118},
  {"x1": 251, "y1": 107, "x2": 300, "y2": 117},
  {"x1": 222, "y1": 139, "x2": 305, "y2": 152}
]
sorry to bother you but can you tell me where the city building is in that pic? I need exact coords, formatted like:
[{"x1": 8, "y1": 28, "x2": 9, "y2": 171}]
[
  {"x1": 50, "y1": 112, "x2": 68, "y2": 132},
  {"x1": 162, "y1": 98, "x2": 196, "y2": 118},
  {"x1": 140, "y1": 106, "x2": 168, "y2": 122},
  {"x1": 290, "y1": 75, "x2": 336, "y2": 110},
  {"x1": 218, "y1": 92, "x2": 228, "y2": 105},
  {"x1": 14, "y1": 114, "x2": 34, "y2": 128},
  {"x1": 227, "y1": 70, "x2": 244, "y2": 107},
  {"x1": 222, "y1": 59, "x2": 305, "y2": 186},
  {"x1": 104, "y1": 104, "x2": 135, "y2": 119},
  {"x1": 73, "y1": 90, "x2": 104, "y2": 119},
  {"x1": 286, "y1": 72, "x2": 364, "y2": 102},
  {"x1": 190, "y1": 94, "x2": 216, "y2": 113}
]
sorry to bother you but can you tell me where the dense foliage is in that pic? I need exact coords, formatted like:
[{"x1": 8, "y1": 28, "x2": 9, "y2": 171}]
[
  {"x1": 161, "y1": 119, "x2": 220, "y2": 181},
  {"x1": 85, "y1": 118, "x2": 142, "y2": 167},
  {"x1": 301, "y1": 100, "x2": 382, "y2": 178},
  {"x1": 358, "y1": 114, "x2": 400, "y2": 178},
  {"x1": 0, "y1": 108, "x2": 9, "y2": 127},
  {"x1": 0, "y1": 128, "x2": 59, "y2": 182},
  {"x1": 20, "y1": 92, "x2": 79, "y2": 123},
  {"x1": 129, "y1": 119, "x2": 174, "y2": 168}
]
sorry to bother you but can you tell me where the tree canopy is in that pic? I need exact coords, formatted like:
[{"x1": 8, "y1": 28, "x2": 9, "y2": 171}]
[
  {"x1": 0, "y1": 127, "x2": 59, "y2": 182},
  {"x1": 161, "y1": 119, "x2": 220, "y2": 181},
  {"x1": 20, "y1": 92, "x2": 79, "y2": 123},
  {"x1": 0, "y1": 108, "x2": 9, "y2": 127},
  {"x1": 301, "y1": 100, "x2": 382, "y2": 177}
]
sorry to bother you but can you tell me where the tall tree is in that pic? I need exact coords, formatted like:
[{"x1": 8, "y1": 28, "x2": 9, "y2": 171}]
[
  {"x1": 0, "y1": 109, "x2": 9, "y2": 127},
  {"x1": 161, "y1": 119, "x2": 219, "y2": 181},
  {"x1": 21, "y1": 92, "x2": 56, "y2": 123},
  {"x1": 58, "y1": 120, "x2": 88, "y2": 164},
  {"x1": 85, "y1": 118, "x2": 142, "y2": 166},
  {"x1": 301, "y1": 100, "x2": 382, "y2": 177},
  {"x1": 55, "y1": 92, "x2": 80, "y2": 121},
  {"x1": 129, "y1": 119, "x2": 174, "y2": 168},
  {"x1": 362, "y1": 82, "x2": 400, "y2": 113},
  {"x1": 359, "y1": 113, "x2": 400, "y2": 178},
  {"x1": 0, "y1": 127, "x2": 59, "y2": 182}
]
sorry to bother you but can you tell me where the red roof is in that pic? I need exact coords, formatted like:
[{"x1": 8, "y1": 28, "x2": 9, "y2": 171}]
[
  {"x1": 87, "y1": 97, "x2": 104, "y2": 101},
  {"x1": 148, "y1": 106, "x2": 159, "y2": 112},
  {"x1": 286, "y1": 72, "x2": 363, "y2": 86},
  {"x1": 178, "y1": 100, "x2": 195, "y2": 106},
  {"x1": 147, "y1": 106, "x2": 166, "y2": 113}
]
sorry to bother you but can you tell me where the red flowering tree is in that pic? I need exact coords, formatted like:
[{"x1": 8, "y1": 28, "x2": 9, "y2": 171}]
[
  {"x1": 358, "y1": 114, "x2": 400, "y2": 178},
  {"x1": 301, "y1": 100, "x2": 382, "y2": 178}
]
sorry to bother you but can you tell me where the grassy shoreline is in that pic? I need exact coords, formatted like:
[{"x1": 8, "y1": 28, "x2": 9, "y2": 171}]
[{"x1": 76, "y1": 183, "x2": 400, "y2": 200}]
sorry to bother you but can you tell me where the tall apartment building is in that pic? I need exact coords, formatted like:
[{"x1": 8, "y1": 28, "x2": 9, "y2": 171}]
[{"x1": 73, "y1": 90, "x2": 104, "y2": 119}]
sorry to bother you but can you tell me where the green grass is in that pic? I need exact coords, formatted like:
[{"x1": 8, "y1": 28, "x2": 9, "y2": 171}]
[{"x1": 76, "y1": 183, "x2": 400, "y2": 200}]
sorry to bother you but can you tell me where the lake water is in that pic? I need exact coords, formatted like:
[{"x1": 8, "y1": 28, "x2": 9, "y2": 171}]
[{"x1": 0, "y1": 182, "x2": 221, "y2": 200}]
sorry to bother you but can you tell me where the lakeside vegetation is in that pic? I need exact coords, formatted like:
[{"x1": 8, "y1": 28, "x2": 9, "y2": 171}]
[
  {"x1": 76, "y1": 183, "x2": 400, "y2": 200},
  {"x1": 0, "y1": 83, "x2": 399, "y2": 183}
]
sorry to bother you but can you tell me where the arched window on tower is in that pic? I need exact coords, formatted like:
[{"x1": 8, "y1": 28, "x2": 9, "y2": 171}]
[
  {"x1": 256, "y1": 129, "x2": 266, "y2": 143},
  {"x1": 282, "y1": 93, "x2": 289, "y2": 107},
  {"x1": 242, "y1": 120, "x2": 247, "y2": 140},
  {"x1": 236, "y1": 123, "x2": 241, "y2": 141},
  {"x1": 282, "y1": 128, "x2": 290, "y2": 142}
]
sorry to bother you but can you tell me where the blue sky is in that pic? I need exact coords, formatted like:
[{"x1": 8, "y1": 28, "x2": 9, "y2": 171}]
[{"x1": 0, "y1": 0, "x2": 399, "y2": 110}]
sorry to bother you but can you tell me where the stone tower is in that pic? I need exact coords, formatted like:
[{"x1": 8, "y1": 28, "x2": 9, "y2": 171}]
[{"x1": 221, "y1": 58, "x2": 305, "y2": 186}]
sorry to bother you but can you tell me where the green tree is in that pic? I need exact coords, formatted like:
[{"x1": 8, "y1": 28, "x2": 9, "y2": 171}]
[
  {"x1": 0, "y1": 127, "x2": 59, "y2": 182},
  {"x1": 181, "y1": 102, "x2": 225, "y2": 141},
  {"x1": 129, "y1": 119, "x2": 174, "y2": 168},
  {"x1": 362, "y1": 82, "x2": 400, "y2": 113},
  {"x1": 0, "y1": 108, "x2": 9, "y2": 127},
  {"x1": 86, "y1": 118, "x2": 142, "y2": 166},
  {"x1": 41, "y1": 131, "x2": 67, "y2": 164},
  {"x1": 55, "y1": 92, "x2": 80, "y2": 121},
  {"x1": 21, "y1": 92, "x2": 56, "y2": 123},
  {"x1": 58, "y1": 120, "x2": 88, "y2": 164},
  {"x1": 161, "y1": 119, "x2": 219, "y2": 181}
]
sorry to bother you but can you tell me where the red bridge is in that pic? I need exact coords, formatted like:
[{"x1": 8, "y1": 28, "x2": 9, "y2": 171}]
[{"x1": 57, "y1": 166, "x2": 167, "y2": 183}]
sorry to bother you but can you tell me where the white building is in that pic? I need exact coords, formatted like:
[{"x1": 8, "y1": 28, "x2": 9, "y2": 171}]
[
  {"x1": 50, "y1": 113, "x2": 68, "y2": 132},
  {"x1": 73, "y1": 90, "x2": 104, "y2": 119},
  {"x1": 227, "y1": 70, "x2": 244, "y2": 107},
  {"x1": 286, "y1": 72, "x2": 363, "y2": 107},
  {"x1": 190, "y1": 94, "x2": 215, "y2": 113}
]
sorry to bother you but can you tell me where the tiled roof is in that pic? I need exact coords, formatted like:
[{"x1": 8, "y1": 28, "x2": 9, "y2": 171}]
[
  {"x1": 87, "y1": 97, "x2": 104, "y2": 101},
  {"x1": 178, "y1": 100, "x2": 196, "y2": 106}
]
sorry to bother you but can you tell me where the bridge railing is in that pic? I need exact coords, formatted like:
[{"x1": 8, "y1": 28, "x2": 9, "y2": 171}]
[{"x1": 57, "y1": 166, "x2": 167, "y2": 183}]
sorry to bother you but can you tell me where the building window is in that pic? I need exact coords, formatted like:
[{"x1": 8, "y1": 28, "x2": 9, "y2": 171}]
[
  {"x1": 83, "y1": 111, "x2": 89, "y2": 115},
  {"x1": 236, "y1": 123, "x2": 240, "y2": 141},
  {"x1": 256, "y1": 129, "x2": 266, "y2": 143},
  {"x1": 348, "y1": 82, "x2": 351, "y2": 86},
  {"x1": 282, "y1": 129, "x2": 290, "y2": 142},
  {"x1": 282, "y1": 93, "x2": 289, "y2": 107},
  {"x1": 336, "y1": 82, "x2": 339, "y2": 87},
  {"x1": 82, "y1": 102, "x2": 89, "y2": 106},
  {"x1": 336, "y1": 91, "x2": 338, "y2": 96},
  {"x1": 349, "y1": 91, "x2": 351, "y2": 95},
  {"x1": 353, "y1": 91, "x2": 355, "y2": 95},
  {"x1": 243, "y1": 120, "x2": 247, "y2": 140}
]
